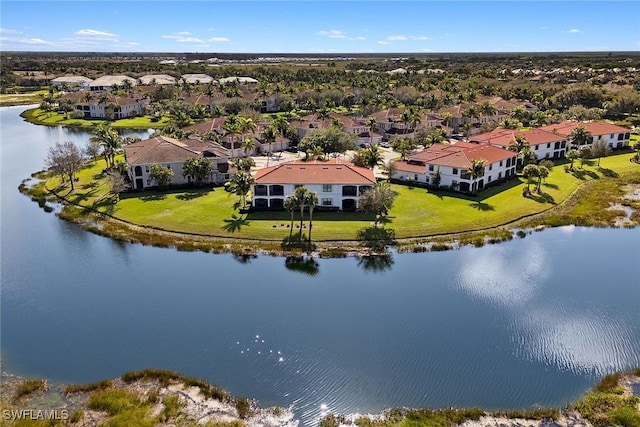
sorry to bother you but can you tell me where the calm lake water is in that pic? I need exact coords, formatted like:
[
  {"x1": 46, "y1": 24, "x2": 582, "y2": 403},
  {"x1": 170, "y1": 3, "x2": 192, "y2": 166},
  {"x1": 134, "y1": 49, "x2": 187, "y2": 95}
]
[{"x1": 1, "y1": 106, "x2": 639, "y2": 424}]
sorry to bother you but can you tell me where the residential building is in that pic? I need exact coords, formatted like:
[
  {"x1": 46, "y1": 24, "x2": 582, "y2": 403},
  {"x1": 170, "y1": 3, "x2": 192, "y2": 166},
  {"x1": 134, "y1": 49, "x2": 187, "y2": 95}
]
[
  {"x1": 51, "y1": 76, "x2": 93, "y2": 91},
  {"x1": 471, "y1": 128, "x2": 568, "y2": 160},
  {"x1": 539, "y1": 121, "x2": 631, "y2": 150},
  {"x1": 123, "y1": 135, "x2": 232, "y2": 190},
  {"x1": 89, "y1": 75, "x2": 137, "y2": 92},
  {"x1": 392, "y1": 142, "x2": 518, "y2": 193},
  {"x1": 252, "y1": 159, "x2": 376, "y2": 210},
  {"x1": 138, "y1": 74, "x2": 177, "y2": 85},
  {"x1": 60, "y1": 91, "x2": 144, "y2": 119},
  {"x1": 181, "y1": 74, "x2": 214, "y2": 84}
]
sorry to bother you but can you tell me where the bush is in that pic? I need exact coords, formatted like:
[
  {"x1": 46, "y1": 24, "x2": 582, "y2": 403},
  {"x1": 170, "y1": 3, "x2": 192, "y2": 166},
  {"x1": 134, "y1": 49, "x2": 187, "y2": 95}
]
[
  {"x1": 235, "y1": 397, "x2": 252, "y2": 419},
  {"x1": 594, "y1": 372, "x2": 622, "y2": 392},
  {"x1": 88, "y1": 389, "x2": 141, "y2": 415},
  {"x1": 14, "y1": 379, "x2": 47, "y2": 400},
  {"x1": 64, "y1": 379, "x2": 113, "y2": 394}
]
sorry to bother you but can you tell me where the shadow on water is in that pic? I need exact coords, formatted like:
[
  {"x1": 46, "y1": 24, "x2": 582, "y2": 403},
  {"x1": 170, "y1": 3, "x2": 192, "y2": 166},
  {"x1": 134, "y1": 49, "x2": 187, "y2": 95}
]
[
  {"x1": 284, "y1": 256, "x2": 319, "y2": 276},
  {"x1": 232, "y1": 253, "x2": 258, "y2": 264},
  {"x1": 356, "y1": 252, "x2": 394, "y2": 274}
]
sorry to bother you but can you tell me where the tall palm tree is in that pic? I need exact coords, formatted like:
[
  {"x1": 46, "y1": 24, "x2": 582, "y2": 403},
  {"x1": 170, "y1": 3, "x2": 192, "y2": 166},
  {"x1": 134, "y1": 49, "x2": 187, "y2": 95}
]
[
  {"x1": 467, "y1": 159, "x2": 485, "y2": 195},
  {"x1": 570, "y1": 125, "x2": 592, "y2": 149},
  {"x1": 536, "y1": 165, "x2": 549, "y2": 192},
  {"x1": 294, "y1": 186, "x2": 309, "y2": 238},
  {"x1": 367, "y1": 117, "x2": 378, "y2": 145},
  {"x1": 222, "y1": 115, "x2": 240, "y2": 152},
  {"x1": 364, "y1": 144, "x2": 384, "y2": 169},
  {"x1": 242, "y1": 138, "x2": 257, "y2": 157},
  {"x1": 522, "y1": 164, "x2": 539, "y2": 193},
  {"x1": 566, "y1": 149, "x2": 580, "y2": 171},
  {"x1": 479, "y1": 101, "x2": 496, "y2": 123},
  {"x1": 261, "y1": 125, "x2": 278, "y2": 167},
  {"x1": 225, "y1": 170, "x2": 255, "y2": 208},
  {"x1": 305, "y1": 191, "x2": 319, "y2": 243},
  {"x1": 90, "y1": 123, "x2": 121, "y2": 169},
  {"x1": 283, "y1": 194, "x2": 299, "y2": 241},
  {"x1": 520, "y1": 146, "x2": 537, "y2": 167}
]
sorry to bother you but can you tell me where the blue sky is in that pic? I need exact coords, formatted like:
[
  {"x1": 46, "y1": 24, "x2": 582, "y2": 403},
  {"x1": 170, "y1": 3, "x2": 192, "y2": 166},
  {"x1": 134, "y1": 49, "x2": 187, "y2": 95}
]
[{"x1": 1, "y1": 1, "x2": 639, "y2": 53}]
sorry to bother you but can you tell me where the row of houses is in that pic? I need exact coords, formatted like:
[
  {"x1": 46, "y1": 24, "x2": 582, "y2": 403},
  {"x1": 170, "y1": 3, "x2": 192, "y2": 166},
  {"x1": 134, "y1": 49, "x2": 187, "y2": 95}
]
[
  {"x1": 122, "y1": 119, "x2": 632, "y2": 209},
  {"x1": 51, "y1": 74, "x2": 258, "y2": 92}
]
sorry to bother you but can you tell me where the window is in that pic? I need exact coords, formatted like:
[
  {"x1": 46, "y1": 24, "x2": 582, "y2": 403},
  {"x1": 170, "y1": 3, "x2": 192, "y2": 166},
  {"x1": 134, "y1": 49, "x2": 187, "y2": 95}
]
[
  {"x1": 487, "y1": 176, "x2": 492, "y2": 183},
  {"x1": 452, "y1": 168, "x2": 458, "y2": 175},
  {"x1": 414, "y1": 174, "x2": 419, "y2": 181},
  {"x1": 428, "y1": 165, "x2": 434, "y2": 172},
  {"x1": 489, "y1": 164, "x2": 492, "y2": 171},
  {"x1": 499, "y1": 160, "x2": 503, "y2": 167},
  {"x1": 498, "y1": 172, "x2": 502, "y2": 179},
  {"x1": 547, "y1": 143, "x2": 551, "y2": 148},
  {"x1": 321, "y1": 198, "x2": 332, "y2": 206},
  {"x1": 145, "y1": 166, "x2": 149, "y2": 173},
  {"x1": 535, "y1": 145, "x2": 539, "y2": 150},
  {"x1": 322, "y1": 184, "x2": 332, "y2": 192}
]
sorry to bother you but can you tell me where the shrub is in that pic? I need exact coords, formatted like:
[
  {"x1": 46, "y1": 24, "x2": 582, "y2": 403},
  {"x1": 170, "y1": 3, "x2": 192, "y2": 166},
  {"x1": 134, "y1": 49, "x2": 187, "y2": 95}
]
[
  {"x1": 88, "y1": 389, "x2": 141, "y2": 415},
  {"x1": 64, "y1": 379, "x2": 113, "y2": 394},
  {"x1": 161, "y1": 395, "x2": 182, "y2": 421},
  {"x1": 594, "y1": 372, "x2": 622, "y2": 392},
  {"x1": 15, "y1": 379, "x2": 47, "y2": 400},
  {"x1": 235, "y1": 397, "x2": 252, "y2": 419}
]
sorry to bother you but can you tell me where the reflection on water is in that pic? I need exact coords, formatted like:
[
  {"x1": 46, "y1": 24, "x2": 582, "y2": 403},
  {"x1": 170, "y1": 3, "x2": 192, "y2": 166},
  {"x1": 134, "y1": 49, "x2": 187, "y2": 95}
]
[
  {"x1": 2, "y1": 107, "x2": 640, "y2": 426},
  {"x1": 455, "y1": 231, "x2": 640, "y2": 379}
]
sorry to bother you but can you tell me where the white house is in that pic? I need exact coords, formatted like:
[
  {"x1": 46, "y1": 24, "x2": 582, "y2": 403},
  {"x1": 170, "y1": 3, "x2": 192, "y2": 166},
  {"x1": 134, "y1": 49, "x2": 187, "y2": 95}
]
[
  {"x1": 51, "y1": 76, "x2": 93, "y2": 91},
  {"x1": 392, "y1": 142, "x2": 518, "y2": 193},
  {"x1": 89, "y1": 75, "x2": 137, "y2": 92},
  {"x1": 539, "y1": 121, "x2": 631, "y2": 150},
  {"x1": 123, "y1": 135, "x2": 232, "y2": 190},
  {"x1": 252, "y1": 159, "x2": 376, "y2": 210},
  {"x1": 471, "y1": 128, "x2": 568, "y2": 160}
]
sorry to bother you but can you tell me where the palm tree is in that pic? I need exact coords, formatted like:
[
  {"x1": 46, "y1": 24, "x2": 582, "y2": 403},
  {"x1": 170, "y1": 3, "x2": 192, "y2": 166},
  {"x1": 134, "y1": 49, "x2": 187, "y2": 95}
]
[
  {"x1": 90, "y1": 123, "x2": 121, "y2": 169},
  {"x1": 570, "y1": 125, "x2": 592, "y2": 149},
  {"x1": 479, "y1": 101, "x2": 496, "y2": 123},
  {"x1": 520, "y1": 147, "x2": 537, "y2": 167},
  {"x1": 305, "y1": 191, "x2": 319, "y2": 243},
  {"x1": 294, "y1": 186, "x2": 309, "y2": 237},
  {"x1": 238, "y1": 116, "x2": 257, "y2": 145},
  {"x1": 82, "y1": 91, "x2": 93, "y2": 104},
  {"x1": 261, "y1": 125, "x2": 278, "y2": 167},
  {"x1": 566, "y1": 149, "x2": 580, "y2": 171},
  {"x1": 367, "y1": 117, "x2": 378, "y2": 145},
  {"x1": 222, "y1": 115, "x2": 240, "y2": 152},
  {"x1": 242, "y1": 138, "x2": 257, "y2": 157},
  {"x1": 467, "y1": 159, "x2": 486, "y2": 195},
  {"x1": 283, "y1": 194, "x2": 299, "y2": 241},
  {"x1": 363, "y1": 144, "x2": 384, "y2": 169},
  {"x1": 632, "y1": 141, "x2": 640, "y2": 162},
  {"x1": 522, "y1": 164, "x2": 539, "y2": 193},
  {"x1": 225, "y1": 171, "x2": 255, "y2": 208},
  {"x1": 536, "y1": 165, "x2": 549, "y2": 192}
]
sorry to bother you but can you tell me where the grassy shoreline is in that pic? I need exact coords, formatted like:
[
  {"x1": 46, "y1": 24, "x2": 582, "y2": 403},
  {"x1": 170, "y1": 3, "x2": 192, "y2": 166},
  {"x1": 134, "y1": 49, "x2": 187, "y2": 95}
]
[
  {"x1": 19, "y1": 107, "x2": 169, "y2": 129},
  {"x1": 2, "y1": 367, "x2": 638, "y2": 426},
  {"x1": 19, "y1": 149, "x2": 640, "y2": 257}
]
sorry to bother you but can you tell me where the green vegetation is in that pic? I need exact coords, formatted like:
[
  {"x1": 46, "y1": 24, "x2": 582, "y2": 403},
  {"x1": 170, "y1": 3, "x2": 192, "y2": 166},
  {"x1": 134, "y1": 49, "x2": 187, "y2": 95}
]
[
  {"x1": 574, "y1": 371, "x2": 640, "y2": 427},
  {"x1": 0, "y1": 89, "x2": 48, "y2": 106},
  {"x1": 64, "y1": 379, "x2": 114, "y2": 394},
  {"x1": 121, "y1": 369, "x2": 229, "y2": 402},
  {"x1": 32, "y1": 150, "x2": 638, "y2": 252},
  {"x1": 14, "y1": 379, "x2": 47, "y2": 401},
  {"x1": 20, "y1": 107, "x2": 169, "y2": 129}
]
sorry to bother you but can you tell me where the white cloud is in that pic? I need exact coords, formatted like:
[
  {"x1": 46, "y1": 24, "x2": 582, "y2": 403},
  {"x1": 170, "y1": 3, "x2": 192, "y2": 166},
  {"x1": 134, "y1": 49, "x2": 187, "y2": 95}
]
[
  {"x1": 209, "y1": 37, "x2": 230, "y2": 42},
  {"x1": 387, "y1": 35, "x2": 428, "y2": 41},
  {"x1": 354, "y1": 36, "x2": 366, "y2": 41},
  {"x1": 162, "y1": 33, "x2": 204, "y2": 43},
  {"x1": 377, "y1": 40, "x2": 392, "y2": 45},
  {"x1": 126, "y1": 42, "x2": 141, "y2": 46},
  {"x1": 0, "y1": 28, "x2": 22, "y2": 34},
  {"x1": 564, "y1": 29, "x2": 582, "y2": 34},
  {"x1": 317, "y1": 29, "x2": 347, "y2": 39},
  {"x1": 74, "y1": 29, "x2": 119, "y2": 41}
]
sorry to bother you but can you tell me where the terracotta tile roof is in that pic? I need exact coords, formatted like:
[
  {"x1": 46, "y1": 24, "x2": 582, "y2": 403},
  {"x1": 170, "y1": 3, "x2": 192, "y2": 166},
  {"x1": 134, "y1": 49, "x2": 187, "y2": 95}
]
[
  {"x1": 369, "y1": 108, "x2": 405, "y2": 122},
  {"x1": 184, "y1": 117, "x2": 228, "y2": 134},
  {"x1": 409, "y1": 142, "x2": 515, "y2": 169},
  {"x1": 394, "y1": 161, "x2": 427, "y2": 174},
  {"x1": 472, "y1": 128, "x2": 565, "y2": 147},
  {"x1": 124, "y1": 135, "x2": 228, "y2": 165},
  {"x1": 539, "y1": 120, "x2": 630, "y2": 137},
  {"x1": 254, "y1": 159, "x2": 376, "y2": 185}
]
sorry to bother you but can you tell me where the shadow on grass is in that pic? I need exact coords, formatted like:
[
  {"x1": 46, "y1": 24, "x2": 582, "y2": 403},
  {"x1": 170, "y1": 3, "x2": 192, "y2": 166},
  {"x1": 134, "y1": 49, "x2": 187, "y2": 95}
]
[
  {"x1": 572, "y1": 169, "x2": 600, "y2": 181},
  {"x1": 222, "y1": 214, "x2": 250, "y2": 233},
  {"x1": 176, "y1": 192, "x2": 206, "y2": 201},
  {"x1": 284, "y1": 256, "x2": 319, "y2": 276},
  {"x1": 542, "y1": 182, "x2": 559, "y2": 190},
  {"x1": 91, "y1": 194, "x2": 118, "y2": 214},
  {"x1": 81, "y1": 181, "x2": 99, "y2": 190},
  {"x1": 69, "y1": 188, "x2": 98, "y2": 205},
  {"x1": 527, "y1": 191, "x2": 556, "y2": 204},
  {"x1": 597, "y1": 167, "x2": 619, "y2": 178},
  {"x1": 356, "y1": 226, "x2": 396, "y2": 251},
  {"x1": 469, "y1": 201, "x2": 495, "y2": 211}
]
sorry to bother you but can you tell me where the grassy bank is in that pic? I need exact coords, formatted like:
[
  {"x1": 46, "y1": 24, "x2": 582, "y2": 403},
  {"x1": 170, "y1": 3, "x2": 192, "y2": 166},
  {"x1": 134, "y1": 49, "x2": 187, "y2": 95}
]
[
  {"x1": 0, "y1": 90, "x2": 48, "y2": 106},
  {"x1": 34, "y1": 150, "x2": 639, "y2": 250},
  {"x1": 19, "y1": 107, "x2": 169, "y2": 129}
]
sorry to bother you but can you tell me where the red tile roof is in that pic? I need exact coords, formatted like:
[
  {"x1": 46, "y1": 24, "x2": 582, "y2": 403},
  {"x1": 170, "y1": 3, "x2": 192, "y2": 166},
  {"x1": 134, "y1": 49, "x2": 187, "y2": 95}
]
[
  {"x1": 124, "y1": 136, "x2": 228, "y2": 165},
  {"x1": 394, "y1": 161, "x2": 427, "y2": 174},
  {"x1": 409, "y1": 142, "x2": 516, "y2": 169},
  {"x1": 254, "y1": 159, "x2": 376, "y2": 185}
]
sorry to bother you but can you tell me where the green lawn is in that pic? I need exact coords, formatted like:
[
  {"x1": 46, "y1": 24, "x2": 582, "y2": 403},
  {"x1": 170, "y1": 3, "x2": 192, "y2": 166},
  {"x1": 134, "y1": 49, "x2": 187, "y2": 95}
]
[
  {"x1": 21, "y1": 108, "x2": 169, "y2": 129},
  {"x1": 47, "y1": 151, "x2": 639, "y2": 242}
]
